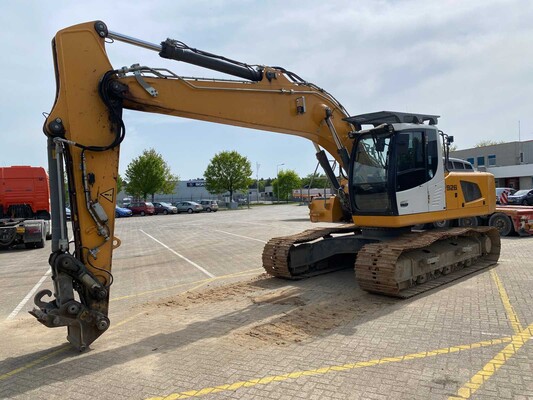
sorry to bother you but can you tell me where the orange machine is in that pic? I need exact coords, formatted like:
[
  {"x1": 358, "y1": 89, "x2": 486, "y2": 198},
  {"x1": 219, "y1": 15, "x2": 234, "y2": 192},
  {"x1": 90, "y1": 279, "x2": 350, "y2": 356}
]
[{"x1": 32, "y1": 21, "x2": 500, "y2": 350}]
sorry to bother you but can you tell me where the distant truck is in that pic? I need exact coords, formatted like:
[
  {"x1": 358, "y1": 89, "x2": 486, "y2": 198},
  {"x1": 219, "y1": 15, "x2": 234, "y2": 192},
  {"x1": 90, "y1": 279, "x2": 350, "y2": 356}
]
[
  {"x1": 423, "y1": 205, "x2": 533, "y2": 237},
  {"x1": 0, "y1": 166, "x2": 51, "y2": 249},
  {"x1": 484, "y1": 206, "x2": 533, "y2": 237}
]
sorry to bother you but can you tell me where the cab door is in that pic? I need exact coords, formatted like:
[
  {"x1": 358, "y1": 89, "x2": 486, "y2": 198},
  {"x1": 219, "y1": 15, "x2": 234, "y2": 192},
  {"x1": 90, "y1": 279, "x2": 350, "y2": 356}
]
[
  {"x1": 426, "y1": 130, "x2": 446, "y2": 212},
  {"x1": 394, "y1": 131, "x2": 429, "y2": 215},
  {"x1": 395, "y1": 130, "x2": 444, "y2": 215}
]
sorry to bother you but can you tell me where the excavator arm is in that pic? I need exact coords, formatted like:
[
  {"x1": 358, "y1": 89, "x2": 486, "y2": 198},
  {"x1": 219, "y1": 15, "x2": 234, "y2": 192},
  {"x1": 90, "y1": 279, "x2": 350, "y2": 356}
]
[{"x1": 32, "y1": 21, "x2": 355, "y2": 350}]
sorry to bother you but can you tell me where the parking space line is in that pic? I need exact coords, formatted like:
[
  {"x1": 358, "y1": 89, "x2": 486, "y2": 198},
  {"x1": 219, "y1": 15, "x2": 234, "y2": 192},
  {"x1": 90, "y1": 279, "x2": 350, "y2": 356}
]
[
  {"x1": 0, "y1": 314, "x2": 155, "y2": 383},
  {"x1": 111, "y1": 269, "x2": 262, "y2": 302},
  {"x1": 6, "y1": 268, "x2": 51, "y2": 321},
  {"x1": 140, "y1": 230, "x2": 215, "y2": 278},
  {"x1": 490, "y1": 270, "x2": 524, "y2": 334},
  {"x1": 112, "y1": 278, "x2": 213, "y2": 302},
  {"x1": 6, "y1": 236, "x2": 75, "y2": 321},
  {"x1": 447, "y1": 271, "x2": 530, "y2": 399},
  {"x1": 448, "y1": 323, "x2": 533, "y2": 399},
  {"x1": 0, "y1": 268, "x2": 264, "y2": 382},
  {"x1": 0, "y1": 344, "x2": 70, "y2": 382},
  {"x1": 214, "y1": 230, "x2": 267, "y2": 243},
  {"x1": 145, "y1": 337, "x2": 512, "y2": 400},
  {"x1": 0, "y1": 310, "x2": 176, "y2": 382}
]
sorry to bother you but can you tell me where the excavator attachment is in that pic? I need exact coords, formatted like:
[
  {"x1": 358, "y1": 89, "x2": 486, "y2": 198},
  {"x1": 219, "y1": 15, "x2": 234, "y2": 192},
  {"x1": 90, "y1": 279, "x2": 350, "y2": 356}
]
[{"x1": 30, "y1": 252, "x2": 110, "y2": 351}]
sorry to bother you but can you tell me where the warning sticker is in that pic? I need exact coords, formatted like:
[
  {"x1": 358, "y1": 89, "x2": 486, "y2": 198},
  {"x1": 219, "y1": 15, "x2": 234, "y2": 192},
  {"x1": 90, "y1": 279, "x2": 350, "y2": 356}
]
[{"x1": 100, "y1": 188, "x2": 115, "y2": 203}]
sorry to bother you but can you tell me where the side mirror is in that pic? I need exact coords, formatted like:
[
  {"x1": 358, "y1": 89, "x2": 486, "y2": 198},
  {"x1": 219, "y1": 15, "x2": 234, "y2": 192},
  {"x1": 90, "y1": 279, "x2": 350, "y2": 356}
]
[{"x1": 376, "y1": 138, "x2": 386, "y2": 152}]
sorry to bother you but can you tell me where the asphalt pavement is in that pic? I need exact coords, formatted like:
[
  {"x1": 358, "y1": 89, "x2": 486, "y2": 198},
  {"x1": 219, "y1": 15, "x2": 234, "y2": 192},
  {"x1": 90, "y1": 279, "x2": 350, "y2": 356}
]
[{"x1": 1, "y1": 204, "x2": 532, "y2": 399}]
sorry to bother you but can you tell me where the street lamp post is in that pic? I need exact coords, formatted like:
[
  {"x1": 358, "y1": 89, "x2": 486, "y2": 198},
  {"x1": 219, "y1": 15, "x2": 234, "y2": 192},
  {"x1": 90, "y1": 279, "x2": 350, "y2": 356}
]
[
  {"x1": 276, "y1": 163, "x2": 284, "y2": 203},
  {"x1": 256, "y1": 162, "x2": 260, "y2": 204}
]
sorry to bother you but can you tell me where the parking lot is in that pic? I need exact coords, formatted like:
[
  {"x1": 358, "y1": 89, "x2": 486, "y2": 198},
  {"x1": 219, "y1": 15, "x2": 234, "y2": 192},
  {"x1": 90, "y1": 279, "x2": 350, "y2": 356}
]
[{"x1": 1, "y1": 204, "x2": 533, "y2": 399}]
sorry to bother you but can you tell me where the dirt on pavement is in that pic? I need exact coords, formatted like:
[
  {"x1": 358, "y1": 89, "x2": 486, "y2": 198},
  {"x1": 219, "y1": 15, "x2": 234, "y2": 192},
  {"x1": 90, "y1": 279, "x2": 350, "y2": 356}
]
[{"x1": 148, "y1": 272, "x2": 395, "y2": 347}]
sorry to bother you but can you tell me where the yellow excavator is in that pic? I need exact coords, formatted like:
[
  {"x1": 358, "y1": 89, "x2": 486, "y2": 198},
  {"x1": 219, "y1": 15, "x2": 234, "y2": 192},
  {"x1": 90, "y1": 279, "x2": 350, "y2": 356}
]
[{"x1": 32, "y1": 21, "x2": 500, "y2": 350}]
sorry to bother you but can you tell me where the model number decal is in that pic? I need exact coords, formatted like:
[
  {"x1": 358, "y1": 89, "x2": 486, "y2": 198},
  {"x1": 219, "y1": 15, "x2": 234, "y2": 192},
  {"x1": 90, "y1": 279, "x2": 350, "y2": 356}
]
[{"x1": 446, "y1": 185, "x2": 457, "y2": 191}]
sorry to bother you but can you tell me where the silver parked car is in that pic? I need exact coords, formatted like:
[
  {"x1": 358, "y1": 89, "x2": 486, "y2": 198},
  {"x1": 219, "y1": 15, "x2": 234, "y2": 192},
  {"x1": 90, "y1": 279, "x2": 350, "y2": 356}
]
[
  {"x1": 174, "y1": 201, "x2": 203, "y2": 214},
  {"x1": 199, "y1": 199, "x2": 218, "y2": 212}
]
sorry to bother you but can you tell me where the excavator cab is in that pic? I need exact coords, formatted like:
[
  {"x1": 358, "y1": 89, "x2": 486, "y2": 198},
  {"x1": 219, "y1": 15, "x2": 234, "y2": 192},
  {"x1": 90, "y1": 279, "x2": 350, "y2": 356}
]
[
  {"x1": 348, "y1": 112, "x2": 443, "y2": 223},
  {"x1": 350, "y1": 123, "x2": 442, "y2": 216},
  {"x1": 346, "y1": 111, "x2": 495, "y2": 228}
]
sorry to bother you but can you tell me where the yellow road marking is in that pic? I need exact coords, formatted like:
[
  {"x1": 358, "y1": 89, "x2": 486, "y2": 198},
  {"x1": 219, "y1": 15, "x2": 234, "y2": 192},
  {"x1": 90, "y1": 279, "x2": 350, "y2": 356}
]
[
  {"x1": 109, "y1": 311, "x2": 146, "y2": 330},
  {"x1": 448, "y1": 271, "x2": 529, "y2": 399},
  {"x1": 108, "y1": 282, "x2": 211, "y2": 334},
  {"x1": 145, "y1": 337, "x2": 512, "y2": 400},
  {"x1": 111, "y1": 268, "x2": 262, "y2": 302},
  {"x1": 448, "y1": 323, "x2": 533, "y2": 399},
  {"x1": 490, "y1": 270, "x2": 524, "y2": 334},
  {"x1": 0, "y1": 269, "x2": 262, "y2": 381},
  {"x1": 5, "y1": 269, "x2": 527, "y2": 398},
  {"x1": 0, "y1": 345, "x2": 69, "y2": 381},
  {"x1": 111, "y1": 279, "x2": 213, "y2": 302}
]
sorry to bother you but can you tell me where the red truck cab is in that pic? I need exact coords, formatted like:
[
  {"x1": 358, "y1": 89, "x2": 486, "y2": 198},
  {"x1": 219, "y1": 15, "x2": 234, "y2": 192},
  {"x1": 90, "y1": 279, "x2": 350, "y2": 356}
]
[
  {"x1": 0, "y1": 166, "x2": 51, "y2": 249},
  {"x1": 0, "y1": 166, "x2": 50, "y2": 219}
]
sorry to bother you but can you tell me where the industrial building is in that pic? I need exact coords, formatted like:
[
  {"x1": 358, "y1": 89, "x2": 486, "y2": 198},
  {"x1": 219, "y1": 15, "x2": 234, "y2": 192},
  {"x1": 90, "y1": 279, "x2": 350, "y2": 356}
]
[{"x1": 451, "y1": 140, "x2": 533, "y2": 190}]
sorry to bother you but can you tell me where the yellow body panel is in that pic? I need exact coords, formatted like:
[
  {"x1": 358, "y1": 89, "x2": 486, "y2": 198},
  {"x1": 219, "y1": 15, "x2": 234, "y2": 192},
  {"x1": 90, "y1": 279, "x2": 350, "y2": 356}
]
[
  {"x1": 309, "y1": 196, "x2": 345, "y2": 222},
  {"x1": 444, "y1": 171, "x2": 495, "y2": 213},
  {"x1": 120, "y1": 73, "x2": 353, "y2": 164},
  {"x1": 47, "y1": 23, "x2": 118, "y2": 289},
  {"x1": 355, "y1": 171, "x2": 496, "y2": 228}
]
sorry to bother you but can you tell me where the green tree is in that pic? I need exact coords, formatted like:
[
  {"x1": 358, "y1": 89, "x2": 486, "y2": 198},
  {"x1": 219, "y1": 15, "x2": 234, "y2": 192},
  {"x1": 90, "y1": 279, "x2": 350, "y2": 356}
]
[
  {"x1": 300, "y1": 173, "x2": 329, "y2": 189},
  {"x1": 204, "y1": 151, "x2": 253, "y2": 201},
  {"x1": 273, "y1": 169, "x2": 301, "y2": 202},
  {"x1": 475, "y1": 140, "x2": 505, "y2": 148},
  {"x1": 258, "y1": 179, "x2": 266, "y2": 192},
  {"x1": 125, "y1": 148, "x2": 177, "y2": 201},
  {"x1": 248, "y1": 179, "x2": 266, "y2": 192},
  {"x1": 116, "y1": 174, "x2": 124, "y2": 194}
]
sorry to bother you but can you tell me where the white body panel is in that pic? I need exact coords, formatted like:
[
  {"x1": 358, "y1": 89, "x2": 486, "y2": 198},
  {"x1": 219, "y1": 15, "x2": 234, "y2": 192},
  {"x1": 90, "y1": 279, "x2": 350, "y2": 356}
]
[
  {"x1": 396, "y1": 183, "x2": 429, "y2": 215},
  {"x1": 396, "y1": 153, "x2": 446, "y2": 215}
]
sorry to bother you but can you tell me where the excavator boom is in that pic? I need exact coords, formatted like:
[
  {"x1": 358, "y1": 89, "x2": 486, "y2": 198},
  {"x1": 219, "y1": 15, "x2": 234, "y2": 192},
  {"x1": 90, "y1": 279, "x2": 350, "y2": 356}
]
[{"x1": 35, "y1": 21, "x2": 355, "y2": 350}]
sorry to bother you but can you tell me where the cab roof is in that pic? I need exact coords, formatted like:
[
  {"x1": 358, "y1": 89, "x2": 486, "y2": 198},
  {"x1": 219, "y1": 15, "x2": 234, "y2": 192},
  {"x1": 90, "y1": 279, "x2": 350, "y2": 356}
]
[{"x1": 345, "y1": 111, "x2": 439, "y2": 128}]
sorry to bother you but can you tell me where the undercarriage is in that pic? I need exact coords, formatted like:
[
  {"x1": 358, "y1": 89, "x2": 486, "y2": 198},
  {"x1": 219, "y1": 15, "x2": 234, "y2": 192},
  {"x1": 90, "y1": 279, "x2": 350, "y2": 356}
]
[{"x1": 262, "y1": 226, "x2": 501, "y2": 298}]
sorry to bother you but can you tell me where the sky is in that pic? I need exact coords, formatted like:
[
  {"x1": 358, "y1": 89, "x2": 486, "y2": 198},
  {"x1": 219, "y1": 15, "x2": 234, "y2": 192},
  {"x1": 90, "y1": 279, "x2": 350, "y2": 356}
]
[{"x1": 1, "y1": 0, "x2": 533, "y2": 180}]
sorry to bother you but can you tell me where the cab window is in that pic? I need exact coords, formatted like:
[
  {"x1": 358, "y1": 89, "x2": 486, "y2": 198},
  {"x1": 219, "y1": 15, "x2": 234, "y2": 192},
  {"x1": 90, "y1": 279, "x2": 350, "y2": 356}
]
[
  {"x1": 395, "y1": 130, "x2": 438, "y2": 191},
  {"x1": 452, "y1": 161, "x2": 465, "y2": 170}
]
